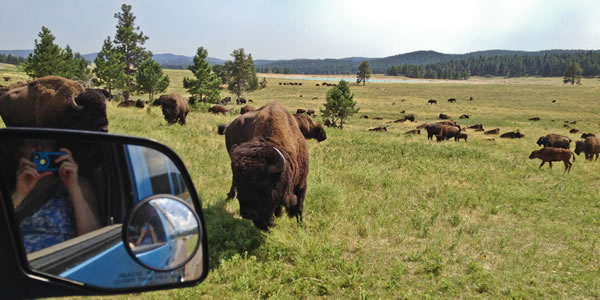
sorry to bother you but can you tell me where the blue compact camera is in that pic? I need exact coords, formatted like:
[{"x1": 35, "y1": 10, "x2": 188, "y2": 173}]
[{"x1": 32, "y1": 151, "x2": 66, "y2": 173}]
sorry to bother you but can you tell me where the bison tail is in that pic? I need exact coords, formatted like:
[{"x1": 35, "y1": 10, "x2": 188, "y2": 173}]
[
  {"x1": 571, "y1": 151, "x2": 576, "y2": 162},
  {"x1": 217, "y1": 124, "x2": 227, "y2": 135}
]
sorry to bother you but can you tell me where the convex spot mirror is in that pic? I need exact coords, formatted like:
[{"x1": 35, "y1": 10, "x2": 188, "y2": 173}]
[
  {"x1": 125, "y1": 194, "x2": 201, "y2": 272},
  {"x1": 0, "y1": 128, "x2": 208, "y2": 294}
]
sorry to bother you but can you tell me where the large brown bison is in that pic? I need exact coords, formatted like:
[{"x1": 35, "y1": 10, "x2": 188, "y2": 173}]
[
  {"x1": 529, "y1": 147, "x2": 575, "y2": 172},
  {"x1": 536, "y1": 134, "x2": 571, "y2": 149},
  {"x1": 484, "y1": 128, "x2": 499, "y2": 135},
  {"x1": 0, "y1": 76, "x2": 108, "y2": 132},
  {"x1": 219, "y1": 101, "x2": 309, "y2": 230},
  {"x1": 500, "y1": 131, "x2": 525, "y2": 138},
  {"x1": 423, "y1": 121, "x2": 458, "y2": 140},
  {"x1": 160, "y1": 93, "x2": 189, "y2": 125},
  {"x1": 293, "y1": 114, "x2": 327, "y2": 142},
  {"x1": 208, "y1": 104, "x2": 228, "y2": 115},
  {"x1": 574, "y1": 137, "x2": 600, "y2": 160},
  {"x1": 436, "y1": 124, "x2": 461, "y2": 141}
]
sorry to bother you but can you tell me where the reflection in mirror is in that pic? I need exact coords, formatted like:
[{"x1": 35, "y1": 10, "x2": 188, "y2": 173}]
[
  {"x1": 125, "y1": 195, "x2": 200, "y2": 272},
  {"x1": 0, "y1": 136, "x2": 205, "y2": 290}
]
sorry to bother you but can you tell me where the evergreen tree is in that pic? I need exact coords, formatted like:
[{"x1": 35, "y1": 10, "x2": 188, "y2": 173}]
[
  {"x1": 93, "y1": 37, "x2": 127, "y2": 96},
  {"x1": 563, "y1": 62, "x2": 583, "y2": 85},
  {"x1": 135, "y1": 58, "x2": 169, "y2": 102},
  {"x1": 24, "y1": 27, "x2": 67, "y2": 78},
  {"x1": 224, "y1": 48, "x2": 258, "y2": 99},
  {"x1": 320, "y1": 80, "x2": 359, "y2": 129},
  {"x1": 356, "y1": 60, "x2": 372, "y2": 86},
  {"x1": 211, "y1": 64, "x2": 228, "y2": 84},
  {"x1": 113, "y1": 4, "x2": 152, "y2": 97},
  {"x1": 183, "y1": 47, "x2": 221, "y2": 103}
]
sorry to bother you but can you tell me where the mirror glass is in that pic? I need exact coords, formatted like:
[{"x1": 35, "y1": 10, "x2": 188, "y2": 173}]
[
  {"x1": 0, "y1": 136, "x2": 206, "y2": 290},
  {"x1": 125, "y1": 195, "x2": 200, "y2": 271}
]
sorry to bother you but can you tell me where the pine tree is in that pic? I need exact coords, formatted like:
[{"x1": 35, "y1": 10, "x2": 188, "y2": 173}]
[
  {"x1": 135, "y1": 58, "x2": 169, "y2": 102},
  {"x1": 563, "y1": 62, "x2": 583, "y2": 85},
  {"x1": 320, "y1": 80, "x2": 359, "y2": 129},
  {"x1": 224, "y1": 48, "x2": 258, "y2": 99},
  {"x1": 93, "y1": 37, "x2": 127, "y2": 96},
  {"x1": 113, "y1": 4, "x2": 152, "y2": 97},
  {"x1": 24, "y1": 27, "x2": 67, "y2": 78},
  {"x1": 183, "y1": 47, "x2": 221, "y2": 103},
  {"x1": 356, "y1": 60, "x2": 372, "y2": 86}
]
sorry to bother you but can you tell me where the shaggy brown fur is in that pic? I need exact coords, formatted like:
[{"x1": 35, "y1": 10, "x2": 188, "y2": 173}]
[
  {"x1": 500, "y1": 131, "x2": 524, "y2": 138},
  {"x1": 529, "y1": 147, "x2": 575, "y2": 172},
  {"x1": 161, "y1": 93, "x2": 189, "y2": 125},
  {"x1": 536, "y1": 134, "x2": 571, "y2": 149},
  {"x1": 0, "y1": 76, "x2": 108, "y2": 131},
  {"x1": 293, "y1": 114, "x2": 327, "y2": 142},
  {"x1": 424, "y1": 121, "x2": 458, "y2": 140},
  {"x1": 221, "y1": 101, "x2": 309, "y2": 230},
  {"x1": 240, "y1": 104, "x2": 256, "y2": 115},
  {"x1": 208, "y1": 104, "x2": 228, "y2": 115},
  {"x1": 484, "y1": 128, "x2": 500, "y2": 135},
  {"x1": 436, "y1": 125, "x2": 461, "y2": 141}
]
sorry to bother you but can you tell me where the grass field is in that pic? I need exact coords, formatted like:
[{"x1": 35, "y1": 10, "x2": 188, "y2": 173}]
[{"x1": 2, "y1": 68, "x2": 600, "y2": 298}]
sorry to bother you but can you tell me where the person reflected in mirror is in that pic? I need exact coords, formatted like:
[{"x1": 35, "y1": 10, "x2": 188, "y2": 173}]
[
  {"x1": 135, "y1": 223, "x2": 158, "y2": 246},
  {"x1": 12, "y1": 139, "x2": 100, "y2": 253}
]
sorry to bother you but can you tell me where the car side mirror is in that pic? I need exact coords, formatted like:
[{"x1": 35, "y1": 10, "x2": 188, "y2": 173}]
[{"x1": 0, "y1": 128, "x2": 208, "y2": 298}]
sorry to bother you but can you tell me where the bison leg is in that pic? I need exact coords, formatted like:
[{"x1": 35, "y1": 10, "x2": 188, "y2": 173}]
[
  {"x1": 564, "y1": 160, "x2": 572, "y2": 173},
  {"x1": 595, "y1": 153, "x2": 599, "y2": 161},
  {"x1": 294, "y1": 187, "x2": 307, "y2": 225},
  {"x1": 548, "y1": 161, "x2": 552, "y2": 168},
  {"x1": 539, "y1": 161, "x2": 545, "y2": 169},
  {"x1": 227, "y1": 180, "x2": 236, "y2": 199}
]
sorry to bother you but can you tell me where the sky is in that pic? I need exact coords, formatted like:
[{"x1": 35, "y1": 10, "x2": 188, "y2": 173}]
[{"x1": 1, "y1": 0, "x2": 599, "y2": 60}]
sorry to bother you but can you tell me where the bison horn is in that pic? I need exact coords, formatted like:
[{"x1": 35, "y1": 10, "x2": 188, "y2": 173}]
[
  {"x1": 70, "y1": 94, "x2": 83, "y2": 111},
  {"x1": 267, "y1": 147, "x2": 286, "y2": 174}
]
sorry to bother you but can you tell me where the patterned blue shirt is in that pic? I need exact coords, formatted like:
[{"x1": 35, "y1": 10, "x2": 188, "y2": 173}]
[{"x1": 19, "y1": 184, "x2": 77, "y2": 254}]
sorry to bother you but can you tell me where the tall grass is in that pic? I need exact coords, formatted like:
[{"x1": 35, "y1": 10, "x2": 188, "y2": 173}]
[{"x1": 2, "y1": 68, "x2": 599, "y2": 298}]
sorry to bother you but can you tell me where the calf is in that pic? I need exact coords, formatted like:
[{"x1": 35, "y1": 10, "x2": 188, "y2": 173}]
[
  {"x1": 529, "y1": 147, "x2": 575, "y2": 173},
  {"x1": 457, "y1": 132, "x2": 468, "y2": 142}
]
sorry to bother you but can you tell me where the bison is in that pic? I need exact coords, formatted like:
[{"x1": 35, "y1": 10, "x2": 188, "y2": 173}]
[
  {"x1": 581, "y1": 133, "x2": 595, "y2": 139},
  {"x1": 293, "y1": 114, "x2": 327, "y2": 142},
  {"x1": 569, "y1": 128, "x2": 579, "y2": 134},
  {"x1": 457, "y1": 132, "x2": 468, "y2": 142},
  {"x1": 117, "y1": 100, "x2": 137, "y2": 107},
  {"x1": 306, "y1": 109, "x2": 315, "y2": 116},
  {"x1": 219, "y1": 101, "x2": 309, "y2": 230},
  {"x1": 0, "y1": 76, "x2": 108, "y2": 132},
  {"x1": 296, "y1": 108, "x2": 306, "y2": 114},
  {"x1": 459, "y1": 114, "x2": 470, "y2": 119},
  {"x1": 529, "y1": 147, "x2": 575, "y2": 173},
  {"x1": 528, "y1": 117, "x2": 540, "y2": 121},
  {"x1": 536, "y1": 134, "x2": 571, "y2": 149},
  {"x1": 404, "y1": 114, "x2": 415, "y2": 122},
  {"x1": 424, "y1": 121, "x2": 458, "y2": 140},
  {"x1": 160, "y1": 93, "x2": 189, "y2": 125},
  {"x1": 236, "y1": 97, "x2": 247, "y2": 105},
  {"x1": 448, "y1": 98, "x2": 456, "y2": 103},
  {"x1": 436, "y1": 125, "x2": 461, "y2": 141},
  {"x1": 428, "y1": 99, "x2": 437, "y2": 104},
  {"x1": 574, "y1": 137, "x2": 600, "y2": 161},
  {"x1": 208, "y1": 104, "x2": 228, "y2": 115},
  {"x1": 369, "y1": 126, "x2": 387, "y2": 132},
  {"x1": 439, "y1": 113, "x2": 450, "y2": 120},
  {"x1": 468, "y1": 124, "x2": 484, "y2": 130},
  {"x1": 484, "y1": 128, "x2": 500, "y2": 135},
  {"x1": 500, "y1": 131, "x2": 525, "y2": 138}
]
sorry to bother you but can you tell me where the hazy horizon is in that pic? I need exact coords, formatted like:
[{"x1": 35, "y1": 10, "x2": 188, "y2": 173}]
[{"x1": 1, "y1": 0, "x2": 599, "y2": 60}]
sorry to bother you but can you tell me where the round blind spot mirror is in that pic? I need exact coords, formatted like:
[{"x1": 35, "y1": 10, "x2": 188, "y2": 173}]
[{"x1": 124, "y1": 194, "x2": 201, "y2": 272}]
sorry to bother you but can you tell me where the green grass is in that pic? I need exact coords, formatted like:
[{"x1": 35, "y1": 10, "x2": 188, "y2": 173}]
[{"x1": 2, "y1": 68, "x2": 600, "y2": 298}]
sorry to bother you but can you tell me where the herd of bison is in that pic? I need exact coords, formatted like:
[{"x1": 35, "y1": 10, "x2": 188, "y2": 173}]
[{"x1": 0, "y1": 75, "x2": 597, "y2": 228}]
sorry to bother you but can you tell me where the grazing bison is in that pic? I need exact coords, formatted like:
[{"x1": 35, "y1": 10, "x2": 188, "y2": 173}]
[
  {"x1": 293, "y1": 114, "x2": 327, "y2": 142},
  {"x1": 428, "y1": 99, "x2": 437, "y2": 104},
  {"x1": 220, "y1": 96, "x2": 232, "y2": 105},
  {"x1": 369, "y1": 126, "x2": 387, "y2": 132},
  {"x1": 0, "y1": 76, "x2": 108, "y2": 132},
  {"x1": 536, "y1": 134, "x2": 571, "y2": 149},
  {"x1": 457, "y1": 132, "x2": 468, "y2": 142},
  {"x1": 439, "y1": 113, "x2": 450, "y2": 120},
  {"x1": 219, "y1": 101, "x2": 309, "y2": 230},
  {"x1": 404, "y1": 114, "x2": 415, "y2": 122},
  {"x1": 208, "y1": 104, "x2": 228, "y2": 115},
  {"x1": 484, "y1": 128, "x2": 500, "y2": 135},
  {"x1": 296, "y1": 108, "x2": 306, "y2": 114},
  {"x1": 236, "y1": 97, "x2": 247, "y2": 105},
  {"x1": 436, "y1": 125, "x2": 461, "y2": 141},
  {"x1": 581, "y1": 133, "x2": 596, "y2": 139},
  {"x1": 529, "y1": 147, "x2": 575, "y2": 173},
  {"x1": 240, "y1": 104, "x2": 256, "y2": 115},
  {"x1": 161, "y1": 93, "x2": 189, "y2": 125},
  {"x1": 574, "y1": 137, "x2": 600, "y2": 160},
  {"x1": 500, "y1": 131, "x2": 525, "y2": 139},
  {"x1": 569, "y1": 128, "x2": 579, "y2": 134},
  {"x1": 448, "y1": 98, "x2": 456, "y2": 103}
]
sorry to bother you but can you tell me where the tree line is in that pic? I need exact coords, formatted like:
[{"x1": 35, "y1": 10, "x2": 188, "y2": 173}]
[
  {"x1": 19, "y1": 4, "x2": 259, "y2": 104},
  {"x1": 0, "y1": 54, "x2": 26, "y2": 65},
  {"x1": 385, "y1": 51, "x2": 600, "y2": 79}
]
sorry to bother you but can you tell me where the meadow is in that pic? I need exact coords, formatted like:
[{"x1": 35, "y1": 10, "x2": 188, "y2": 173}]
[{"x1": 2, "y1": 67, "x2": 600, "y2": 298}]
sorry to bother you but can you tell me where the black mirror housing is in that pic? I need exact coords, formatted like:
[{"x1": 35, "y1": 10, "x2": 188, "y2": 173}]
[{"x1": 0, "y1": 128, "x2": 208, "y2": 298}]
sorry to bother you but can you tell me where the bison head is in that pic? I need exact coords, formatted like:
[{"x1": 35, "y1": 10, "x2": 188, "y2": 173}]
[
  {"x1": 574, "y1": 141, "x2": 584, "y2": 155},
  {"x1": 311, "y1": 123, "x2": 327, "y2": 142},
  {"x1": 230, "y1": 142, "x2": 288, "y2": 230},
  {"x1": 536, "y1": 136, "x2": 549, "y2": 147},
  {"x1": 529, "y1": 150, "x2": 541, "y2": 159},
  {"x1": 161, "y1": 98, "x2": 179, "y2": 124},
  {"x1": 67, "y1": 90, "x2": 109, "y2": 132}
]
